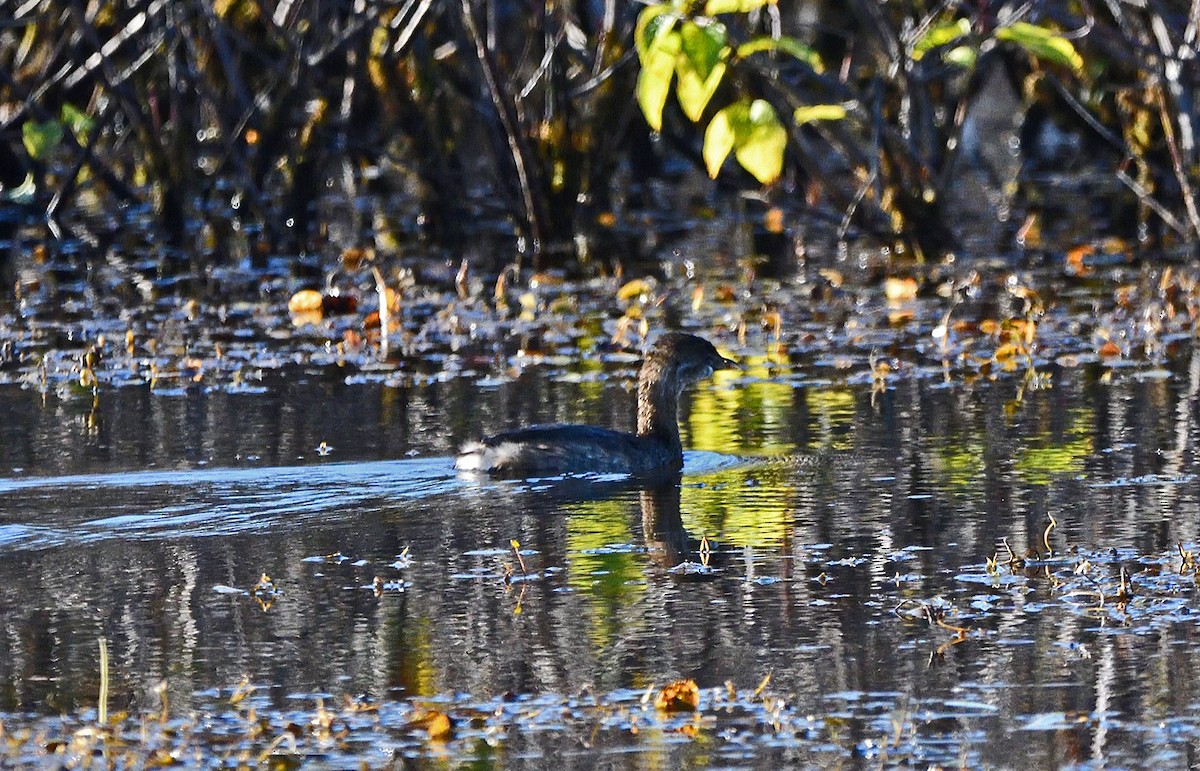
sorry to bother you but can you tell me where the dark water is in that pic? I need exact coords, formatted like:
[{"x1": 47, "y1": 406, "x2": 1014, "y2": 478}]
[{"x1": 2, "y1": 340, "x2": 1200, "y2": 767}]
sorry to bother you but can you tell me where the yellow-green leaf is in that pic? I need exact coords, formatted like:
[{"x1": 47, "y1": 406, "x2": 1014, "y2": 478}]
[
  {"x1": 735, "y1": 99, "x2": 786, "y2": 184},
  {"x1": 736, "y1": 36, "x2": 823, "y2": 72},
  {"x1": 22, "y1": 119, "x2": 63, "y2": 161},
  {"x1": 703, "y1": 104, "x2": 740, "y2": 178},
  {"x1": 60, "y1": 103, "x2": 94, "y2": 141},
  {"x1": 793, "y1": 104, "x2": 847, "y2": 125},
  {"x1": 705, "y1": 0, "x2": 771, "y2": 14},
  {"x1": 912, "y1": 18, "x2": 971, "y2": 60},
  {"x1": 703, "y1": 99, "x2": 786, "y2": 184},
  {"x1": 635, "y1": 4, "x2": 677, "y2": 63},
  {"x1": 676, "y1": 21, "x2": 727, "y2": 122},
  {"x1": 676, "y1": 60, "x2": 726, "y2": 122},
  {"x1": 945, "y1": 45, "x2": 977, "y2": 68},
  {"x1": 996, "y1": 21, "x2": 1083, "y2": 73},
  {"x1": 637, "y1": 29, "x2": 682, "y2": 131},
  {"x1": 680, "y1": 20, "x2": 726, "y2": 80}
]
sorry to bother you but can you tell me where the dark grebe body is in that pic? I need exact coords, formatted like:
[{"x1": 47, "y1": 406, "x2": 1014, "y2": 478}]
[{"x1": 455, "y1": 333, "x2": 737, "y2": 477}]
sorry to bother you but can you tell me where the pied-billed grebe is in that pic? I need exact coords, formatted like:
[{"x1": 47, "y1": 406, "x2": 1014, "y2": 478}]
[{"x1": 455, "y1": 332, "x2": 738, "y2": 476}]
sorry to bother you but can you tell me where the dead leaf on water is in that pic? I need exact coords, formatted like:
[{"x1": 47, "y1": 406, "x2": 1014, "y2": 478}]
[
  {"x1": 884, "y1": 276, "x2": 918, "y2": 301},
  {"x1": 654, "y1": 680, "x2": 699, "y2": 712}
]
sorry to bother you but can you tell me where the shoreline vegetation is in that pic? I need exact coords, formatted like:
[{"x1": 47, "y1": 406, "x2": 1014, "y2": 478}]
[{"x1": 1, "y1": 0, "x2": 1198, "y2": 287}]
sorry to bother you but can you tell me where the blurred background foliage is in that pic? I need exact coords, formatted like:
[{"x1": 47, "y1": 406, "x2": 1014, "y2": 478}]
[{"x1": 1, "y1": 0, "x2": 1197, "y2": 285}]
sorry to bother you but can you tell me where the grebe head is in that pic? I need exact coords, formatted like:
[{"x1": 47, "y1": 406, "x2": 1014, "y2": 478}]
[{"x1": 649, "y1": 332, "x2": 739, "y2": 387}]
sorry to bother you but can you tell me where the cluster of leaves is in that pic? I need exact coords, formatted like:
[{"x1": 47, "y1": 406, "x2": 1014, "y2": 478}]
[
  {"x1": 631, "y1": 0, "x2": 1200, "y2": 258},
  {"x1": 2, "y1": 0, "x2": 1199, "y2": 281},
  {"x1": 634, "y1": 0, "x2": 844, "y2": 185}
]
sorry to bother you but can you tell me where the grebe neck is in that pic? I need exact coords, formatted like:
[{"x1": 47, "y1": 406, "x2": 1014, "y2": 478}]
[{"x1": 636, "y1": 357, "x2": 683, "y2": 455}]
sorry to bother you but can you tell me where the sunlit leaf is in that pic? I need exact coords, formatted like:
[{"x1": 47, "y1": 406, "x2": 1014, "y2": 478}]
[
  {"x1": 736, "y1": 36, "x2": 823, "y2": 71},
  {"x1": 793, "y1": 104, "x2": 847, "y2": 125},
  {"x1": 679, "y1": 20, "x2": 726, "y2": 80},
  {"x1": 736, "y1": 99, "x2": 786, "y2": 184},
  {"x1": 884, "y1": 276, "x2": 918, "y2": 301},
  {"x1": 60, "y1": 103, "x2": 94, "y2": 141},
  {"x1": 676, "y1": 21, "x2": 728, "y2": 121},
  {"x1": 22, "y1": 119, "x2": 63, "y2": 161},
  {"x1": 676, "y1": 62, "x2": 726, "y2": 123},
  {"x1": 704, "y1": 99, "x2": 786, "y2": 183},
  {"x1": 635, "y1": 4, "x2": 676, "y2": 63},
  {"x1": 636, "y1": 27, "x2": 682, "y2": 131},
  {"x1": 996, "y1": 22, "x2": 1083, "y2": 73},
  {"x1": 705, "y1": 0, "x2": 771, "y2": 14},
  {"x1": 945, "y1": 45, "x2": 977, "y2": 68},
  {"x1": 703, "y1": 104, "x2": 739, "y2": 178},
  {"x1": 912, "y1": 18, "x2": 971, "y2": 60}
]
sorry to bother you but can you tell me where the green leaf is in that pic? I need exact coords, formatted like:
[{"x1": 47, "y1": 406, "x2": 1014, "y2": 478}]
[
  {"x1": 22, "y1": 119, "x2": 63, "y2": 161},
  {"x1": 736, "y1": 99, "x2": 786, "y2": 184},
  {"x1": 60, "y1": 103, "x2": 95, "y2": 141},
  {"x1": 793, "y1": 104, "x2": 847, "y2": 124},
  {"x1": 635, "y1": 4, "x2": 676, "y2": 63},
  {"x1": 996, "y1": 22, "x2": 1083, "y2": 73},
  {"x1": 703, "y1": 103, "x2": 740, "y2": 178},
  {"x1": 703, "y1": 99, "x2": 786, "y2": 184},
  {"x1": 676, "y1": 61, "x2": 726, "y2": 122},
  {"x1": 705, "y1": 0, "x2": 771, "y2": 14},
  {"x1": 736, "y1": 36, "x2": 823, "y2": 72},
  {"x1": 912, "y1": 18, "x2": 971, "y2": 61},
  {"x1": 637, "y1": 28, "x2": 682, "y2": 131},
  {"x1": 676, "y1": 21, "x2": 728, "y2": 122},
  {"x1": 679, "y1": 20, "x2": 726, "y2": 81}
]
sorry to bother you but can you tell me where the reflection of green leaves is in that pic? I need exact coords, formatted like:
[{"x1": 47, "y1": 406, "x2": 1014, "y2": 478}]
[
  {"x1": 566, "y1": 503, "x2": 645, "y2": 648},
  {"x1": 933, "y1": 441, "x2": 986, "y2": 492},
  {"x1": 1014, "y1": 408, "x2": 1094, "y2": 485},
  {"x1": 676, "y1": 21, "x2": 728, "y2": 121},
  {"x1": 912, "y1": 18, "x2": 971, "y2": 61},
  {"x1": 996, "y1": 22, "x2": 1083, "y2": 73},
  {"x1": 736, "y1": 36, "x2": 823, "y2": 71},
  {"x1": 1015, "y1": 439, "x2": 1092, "y2": 485},
  {"x1": 681, "y1": 468, "x2": 791, "y2": 549},
  {"x1": 705, "y1": 0, "x2": 771, "y2": 14},
  {"x1": 22, "y1": 119, "x2": 63, "y2": 161},
  {"x1": 804, "y1": 388, "x2": 857, "y2": 451},
  {"x1": 704, "y1": 99, "x2": 786, "y2": 184}
]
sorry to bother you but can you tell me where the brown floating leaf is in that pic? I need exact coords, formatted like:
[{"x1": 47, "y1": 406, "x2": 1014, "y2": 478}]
[
  {"x1": 411, "y1": 709, "x2": 455, "y2": 740},
  {"x1": 1066, "y1": 244, "x2": 1094, "y2": 276},
  {"x1": 288, "y1": 289, "x2": 324, "y2": 315},
  {"x1": 993, "y1": 343, "x2": 1021, "y2": 362},
  {"x1": 884, "y1": 276, "x2": 918, "y2": 301},
  {"x1": 618, "y1": 278, "x2": 653, "y2": 302},
  {"x1": 655, "y1": 679, "x2": 700, "y2": 712},
  {"x1": 340, "y1": 246, "x2": 372, "y2": 272},
  {"x1": 1099, "y1": 340, "x2": 1122, "y2": 358}
]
